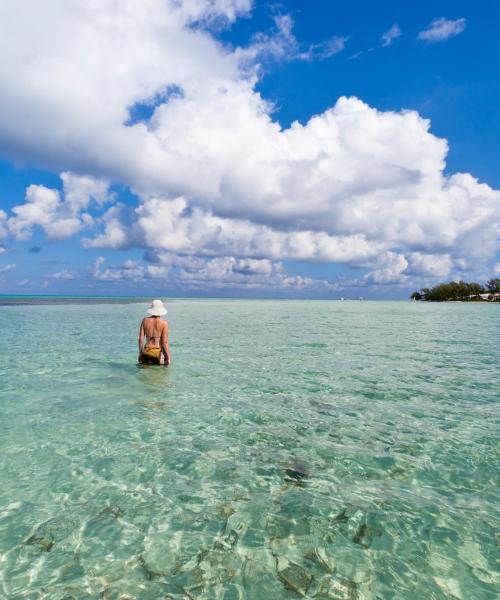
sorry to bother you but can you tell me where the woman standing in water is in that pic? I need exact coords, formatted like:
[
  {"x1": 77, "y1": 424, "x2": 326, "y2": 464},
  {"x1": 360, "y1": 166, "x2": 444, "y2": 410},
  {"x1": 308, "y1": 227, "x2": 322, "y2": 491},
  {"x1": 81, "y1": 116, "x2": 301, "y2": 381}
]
[{"x1": 138, "y1": 299, "x2": 171, "y2": 365}]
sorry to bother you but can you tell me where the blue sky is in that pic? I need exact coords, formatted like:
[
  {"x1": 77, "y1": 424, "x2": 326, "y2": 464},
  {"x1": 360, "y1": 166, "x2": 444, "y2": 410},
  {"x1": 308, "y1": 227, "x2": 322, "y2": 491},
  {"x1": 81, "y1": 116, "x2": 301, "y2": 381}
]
[
  {"x1": 250, "y1": 1, "x2": 500, "y2": 183},
  {"x1": 0, "y1": 0, "x2": 498, "y2": 298}
]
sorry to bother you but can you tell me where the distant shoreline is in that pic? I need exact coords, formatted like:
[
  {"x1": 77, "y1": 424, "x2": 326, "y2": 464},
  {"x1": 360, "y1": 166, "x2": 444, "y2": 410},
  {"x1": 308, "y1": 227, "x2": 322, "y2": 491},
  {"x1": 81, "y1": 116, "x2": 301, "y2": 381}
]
[
  {"x1": 414, "y1": 299, "x2": 498, "y2": 303},
  {"x1": 413, "y1": 297, "x2": 499, "y2": 303},
  {"x1": 411, "y1": 278, "x2": 500, "y2": 302}
]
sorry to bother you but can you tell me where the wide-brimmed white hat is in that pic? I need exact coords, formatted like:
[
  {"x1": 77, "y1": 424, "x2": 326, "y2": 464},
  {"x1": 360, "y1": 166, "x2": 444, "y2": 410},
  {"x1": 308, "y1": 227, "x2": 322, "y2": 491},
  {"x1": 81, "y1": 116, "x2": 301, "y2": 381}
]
[{"x1": 147, "y1": 299, "x2": 168, "y2": 316}]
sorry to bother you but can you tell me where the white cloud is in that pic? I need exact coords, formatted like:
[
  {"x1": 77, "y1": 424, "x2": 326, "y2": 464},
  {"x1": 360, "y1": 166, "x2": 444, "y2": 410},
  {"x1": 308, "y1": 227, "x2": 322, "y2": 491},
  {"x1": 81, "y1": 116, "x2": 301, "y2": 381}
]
[
  {"x1": 236, "y1": 13, "x2": 347, "y2": 70},
  {"x1": 178, "y1": 255, "x2": 279, "y2": 288},
  {"x1": 381, "y1": 24, "x2": 401, "y2": 47},
  {"x1": 364, "y1": 252, "x2": 408, "y2": 284},
  {"x1": 418, "y1": 18, "x2": 466, "y2": 43},
  {"x1": 406, "y1": 253, "x2": 452, "y2": 278},
  {"x1": 146, "y1": 264, "x2": 171, "y2": 279},
  {"x1": 0, "y1": 210, "x2": 8, "y2": 239},
  {"x1": 61, "y1": 172, "x2": 110, "y2": 214},
  {"x1": 7, "y1": 174, "x2": 110, "y2": 241},
  {"x1": 298, "y1": 36, "x2": 348, "y2": 61},
  {"x1": 0, "y1": 0, "x2": 246, "y2": 176},
  {"x1": 0, "y1": 263, "x2": 16, "y2": 273},
  {"x1": 494, "y1": 263, "x2": 500, "y2": 276},
  {"x1": 8, "y1": 185, "x2": 80, "y2": 240},
  {"x1": 92, "y1": 250, "x2": 336, "y2": 291},
  {"x1": 83, "y1": 205, "x2": 129, "y2": 249},
  {"x1": 175, "y1": 255, "x2": 337, "y2": 291},
  {"x1": 239, "y1": 14, "x2": 298, "y2": 66},
  {"x1": 180, "y1": 0, "x2": 252, "y2": 26},
  {"x1": 92, "y1": 256, "x2": 145, "y2": 282},
  {"x1": 81, "y1": 93, "x2": 499, "y2": 277},
  {"x1": 50, "y1": 269, "x2": 75, "y2": 280},
  {"x1": 88, "y1": 244, "x2": 337, "y2": 291},
  {"x1": 90, "y1": 195, "x2": 385, "y2": 264},
  {"x1": 0, "y1": 2, "x2": 497, "y2": 293}
]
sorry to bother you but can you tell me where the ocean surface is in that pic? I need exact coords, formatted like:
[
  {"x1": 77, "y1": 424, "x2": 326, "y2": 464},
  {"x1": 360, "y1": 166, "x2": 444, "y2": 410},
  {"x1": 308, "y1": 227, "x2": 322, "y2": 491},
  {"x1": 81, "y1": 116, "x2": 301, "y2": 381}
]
[{"x1": 0, "y1": 298, "x2": 498, "y2": 599}]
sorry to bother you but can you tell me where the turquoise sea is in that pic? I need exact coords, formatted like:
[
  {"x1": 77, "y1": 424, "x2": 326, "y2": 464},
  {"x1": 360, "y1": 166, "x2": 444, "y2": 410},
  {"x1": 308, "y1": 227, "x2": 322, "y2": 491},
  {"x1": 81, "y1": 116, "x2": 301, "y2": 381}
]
[{"x1": 0, "y1": 298, "x2": 498, "y2": 599}]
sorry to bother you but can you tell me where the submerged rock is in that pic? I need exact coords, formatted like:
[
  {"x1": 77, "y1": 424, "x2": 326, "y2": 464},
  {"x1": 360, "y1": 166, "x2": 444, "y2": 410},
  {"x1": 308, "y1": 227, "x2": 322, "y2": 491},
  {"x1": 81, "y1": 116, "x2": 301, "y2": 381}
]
[
  {"x1": 22, "y1": 513, "x2": 78, "y2": 553},
  {"x1": 305, "y1": 546, "x2": 337, "y2": 574},
  {"x1": 213, "y1": 529, "x2": 238, "y2": 551},
  {"x1": 352, "y1": 522, "x2": 381, "y2": 549},
  {"x1": 23, "y1": 530, "x2": 54, "y2": 552},
  {"x1": 173, "y1": 565, "x2": 206, "y2": 596},
  {"x1": 331, "y1": 506, "x2": 353, "y2": 525},
  {"x1": 276, "y1": 556, "x2": 312, "y2": 596},
  {"x1": 315, "y1": 575, "x2": 358, "y2": 599},
  {"x1": 24, "y1": 534, "x2": 54, "y2": 552},
  {"x1": 98, "y1": 504, "x2": 124, "y2": 519},
  {"x1": 352, "y1": 523, "x2": 370, "y2": 548},
  {"x1": 284, "y1": 461, "x2": 310, "y2": 486},
  {"x1": 58, "y1": 585, "x2": 94, "y2": 599},
  {"x1": 138, "y1": 554, "x2": 166, "y2": 579}
]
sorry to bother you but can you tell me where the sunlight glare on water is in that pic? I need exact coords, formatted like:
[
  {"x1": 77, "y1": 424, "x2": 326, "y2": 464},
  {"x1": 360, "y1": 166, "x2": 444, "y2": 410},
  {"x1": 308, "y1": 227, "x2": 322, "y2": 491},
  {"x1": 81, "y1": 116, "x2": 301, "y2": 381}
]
[{"x1": 0, "y1": 299, "x2": 498, "y2": 599}]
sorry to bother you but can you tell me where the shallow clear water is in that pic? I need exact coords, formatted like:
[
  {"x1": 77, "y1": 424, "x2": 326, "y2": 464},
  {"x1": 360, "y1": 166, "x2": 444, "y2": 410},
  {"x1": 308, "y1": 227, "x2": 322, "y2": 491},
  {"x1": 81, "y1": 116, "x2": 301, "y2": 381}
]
[{"x1": 0, "y1": 299, "x2": 498, "y2": 599}]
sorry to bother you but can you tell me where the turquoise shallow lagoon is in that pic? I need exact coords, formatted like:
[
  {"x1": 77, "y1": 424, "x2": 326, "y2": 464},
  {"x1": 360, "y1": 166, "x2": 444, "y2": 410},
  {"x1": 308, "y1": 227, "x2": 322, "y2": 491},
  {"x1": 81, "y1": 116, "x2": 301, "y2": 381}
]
[{"x1": 0, "y1": 299, "x2": 498, "y2": 599}]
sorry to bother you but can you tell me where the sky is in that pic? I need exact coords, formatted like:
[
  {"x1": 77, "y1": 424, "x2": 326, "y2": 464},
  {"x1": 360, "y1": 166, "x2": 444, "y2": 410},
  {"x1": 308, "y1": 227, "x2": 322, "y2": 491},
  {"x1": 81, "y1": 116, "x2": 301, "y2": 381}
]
[{"x1": 0, "y1": 0, "x2": 499, "y2": 298}]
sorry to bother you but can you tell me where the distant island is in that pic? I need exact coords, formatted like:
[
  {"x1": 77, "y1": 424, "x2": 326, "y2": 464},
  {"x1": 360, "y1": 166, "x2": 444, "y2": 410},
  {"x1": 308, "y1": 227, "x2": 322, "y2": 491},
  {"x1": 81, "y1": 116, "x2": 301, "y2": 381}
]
[{"x1": 411, "y1": 278, "x2": 500, "y2": 302}]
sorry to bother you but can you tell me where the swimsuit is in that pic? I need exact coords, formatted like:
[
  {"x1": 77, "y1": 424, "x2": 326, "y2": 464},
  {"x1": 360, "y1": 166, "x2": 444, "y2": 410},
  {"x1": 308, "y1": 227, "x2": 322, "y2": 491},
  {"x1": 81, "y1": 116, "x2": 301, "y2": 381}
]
[
  {"x1": 141, "y1": 321, "x2": 164, "y2": 364},
  {"x1": 142, "y1": 347, "x2": 161, "y2": 360}
]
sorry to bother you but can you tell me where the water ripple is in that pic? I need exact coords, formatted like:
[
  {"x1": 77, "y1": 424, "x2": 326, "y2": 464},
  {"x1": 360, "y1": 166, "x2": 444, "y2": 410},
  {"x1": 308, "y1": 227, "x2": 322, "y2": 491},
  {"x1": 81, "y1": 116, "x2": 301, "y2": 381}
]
[{"x1": 0, "y1": 300, "x2": 498, "y2": 599}]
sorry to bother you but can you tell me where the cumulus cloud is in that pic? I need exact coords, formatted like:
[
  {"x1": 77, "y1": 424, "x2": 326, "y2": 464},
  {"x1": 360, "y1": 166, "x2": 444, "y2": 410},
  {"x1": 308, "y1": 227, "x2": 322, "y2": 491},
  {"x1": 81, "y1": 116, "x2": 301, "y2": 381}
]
[
  {"x1": 92, "y1": 251, "x2": 336, "y2": 291},
  {"x1": 418, "y1": 18, "x2": 466, "y2": 43},
  {"x1": 7, "y1": 173, "x2": 110, "y2": 240},
  {"x1": 80, "y1": 95, "x2": 499, "y2": 279},
  {"x1": 84, "y1": 195, "x2": 384, "y2": 264},
  {"x1": 381, "y1": 24, "x2": 401, "y2": 47},
  {"x1": 84, "y1": 205, "x2": 129, "y2": 249},
  {"x1": 61, "y1": 172, "x2": 110, "y2": 214},
  {"x1": 0, "y1": 1, "x2": 497, "y2": 293},
  {"x1": 364, "y1": 252, "x2": 408, "y2": 285},
  {"x1": 406, "y1": 253, "x2": 453, "y2": 278},
  {"x1": 177, "y1": 256, "x2": 335, "y2": 290},
  {"x1": 0, "y1": 210, "x2": 8, "y2": 239},
  {"x1": 92, "y1": 257, "x2": 145, "y2": 282},
  {"x1": 8, "y1": 185, "x2": 81, "y2": 241},
  {"x1": 183, "y1": 0, "x2": 252, "y2": 26},
  {"x1": 178, "y1": 256, "x2": 281, "y2": 288},
  {"x1": 0, "y1": 263, "x2": 16, "y2": 273},
  {"x1": 50, "y1": 269, "x2": 75, "y2": 280}
]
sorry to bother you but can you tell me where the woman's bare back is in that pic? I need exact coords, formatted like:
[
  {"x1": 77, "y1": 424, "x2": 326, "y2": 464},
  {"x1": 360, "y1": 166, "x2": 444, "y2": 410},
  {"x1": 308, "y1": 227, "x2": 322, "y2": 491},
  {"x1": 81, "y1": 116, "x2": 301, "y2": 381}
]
[{"x1": 142, "y1": 316, "x2": 167, "y2": 348}]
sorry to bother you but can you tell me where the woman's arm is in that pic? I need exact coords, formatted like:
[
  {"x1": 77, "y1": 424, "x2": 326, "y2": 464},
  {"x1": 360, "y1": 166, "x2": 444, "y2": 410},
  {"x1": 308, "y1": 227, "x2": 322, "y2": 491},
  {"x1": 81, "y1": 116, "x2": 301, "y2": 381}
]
[
  {"x1": 161, "y1": 322, "x2": 171, "y2": 365},
  {"x1": 138, "y1": 320, "x2": 145, "y2": 360}
]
